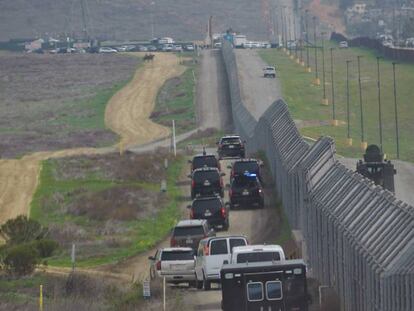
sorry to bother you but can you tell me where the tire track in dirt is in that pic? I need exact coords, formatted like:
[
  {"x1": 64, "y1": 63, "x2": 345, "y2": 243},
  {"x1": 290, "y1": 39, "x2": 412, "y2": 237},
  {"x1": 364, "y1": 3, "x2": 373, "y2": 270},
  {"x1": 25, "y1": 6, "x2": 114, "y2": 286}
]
[{"x1": 0, "y1": 53, "x2": 185, "y2": 228}]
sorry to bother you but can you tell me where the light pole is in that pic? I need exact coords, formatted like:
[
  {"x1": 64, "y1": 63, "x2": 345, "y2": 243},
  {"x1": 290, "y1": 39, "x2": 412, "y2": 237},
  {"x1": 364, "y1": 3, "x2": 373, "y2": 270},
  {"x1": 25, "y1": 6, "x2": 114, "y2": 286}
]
[
  {"x1": 321, "y1": 32, "x2": 328, "y2": 105},
  {"x1": 313, "y1": 16, "x2": 320, "y2": 85},
  {"x1": 150, "y1": 1, "x2": 155, "y2": 39},
  {"x1": 376, "y1": 57, "x2": 384, "y2": 152},
  {"x1": 293, "y1": 10, "x2": 299, "y2": 62},
  {"x1": 392, "y1": 62, "x2": 400, "y2": 159},
  {"x1": 346, "y1": 60, "x2": 352, "y2": 146},
  {"x1": 305, "y1": 9, "x2": 311, "y2": 72},
  {"x1": 357, "y1": 55, "x2": 367, "y2": 150},
  {"x1": 299, "y1": 8, "x2": 304, "y2": 66},
  {"x1": 330, "y1": 48, "x2": 337, "y2": 125}
]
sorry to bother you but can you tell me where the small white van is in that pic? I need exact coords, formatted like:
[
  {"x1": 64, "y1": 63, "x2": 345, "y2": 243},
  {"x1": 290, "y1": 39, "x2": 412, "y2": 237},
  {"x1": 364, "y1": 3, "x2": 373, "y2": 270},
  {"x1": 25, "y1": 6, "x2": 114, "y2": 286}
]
[
  {"x1": 195, "y1": 235, "x2": 248, "y2": 290},
  {"x1": 230, "y1": 244, "x2": 285, "y2": 264}
]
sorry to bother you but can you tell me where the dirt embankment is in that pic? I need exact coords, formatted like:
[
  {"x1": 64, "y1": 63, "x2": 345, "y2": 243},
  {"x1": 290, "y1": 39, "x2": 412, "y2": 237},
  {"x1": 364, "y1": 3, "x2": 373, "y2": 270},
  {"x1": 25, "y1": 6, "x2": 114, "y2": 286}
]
[
  {"x1": 308, "y1": 0, "x2": 346, "y2": 34},
  {"x1": 0, "y1": 53, "x2": 184, "y2": 227}
]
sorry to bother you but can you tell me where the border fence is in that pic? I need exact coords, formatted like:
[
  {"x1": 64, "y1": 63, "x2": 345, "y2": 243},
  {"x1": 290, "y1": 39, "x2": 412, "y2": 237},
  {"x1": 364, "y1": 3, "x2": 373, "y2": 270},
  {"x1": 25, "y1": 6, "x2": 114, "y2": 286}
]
[{"x1": 222, "y1": 40, "x2": 414, "y2": 311}]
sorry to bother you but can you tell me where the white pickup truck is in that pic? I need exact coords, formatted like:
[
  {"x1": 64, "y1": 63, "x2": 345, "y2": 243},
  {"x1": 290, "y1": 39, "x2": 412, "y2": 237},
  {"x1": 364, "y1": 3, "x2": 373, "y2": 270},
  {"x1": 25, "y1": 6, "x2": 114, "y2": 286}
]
[
  {"x1": 263, "y1": 66, "x2": 276, "y2": 78},
  {"x1": 148, "y1": 247, "x2": 197, "y2": 287}
]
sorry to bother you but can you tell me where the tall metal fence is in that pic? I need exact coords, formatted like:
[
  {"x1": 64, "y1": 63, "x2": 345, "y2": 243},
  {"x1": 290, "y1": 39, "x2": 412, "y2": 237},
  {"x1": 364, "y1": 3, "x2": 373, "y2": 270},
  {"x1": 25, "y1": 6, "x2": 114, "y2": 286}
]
[{"x1": 222, "y1": 40, "x2": 414, "y2": 311}]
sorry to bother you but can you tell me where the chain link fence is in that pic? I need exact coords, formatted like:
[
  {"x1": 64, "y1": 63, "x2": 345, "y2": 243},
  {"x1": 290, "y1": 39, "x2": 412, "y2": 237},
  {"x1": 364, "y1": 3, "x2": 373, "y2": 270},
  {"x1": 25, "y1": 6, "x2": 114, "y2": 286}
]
[{"x1": 222, "y1": 40, "x2": 414, "y2": 311}]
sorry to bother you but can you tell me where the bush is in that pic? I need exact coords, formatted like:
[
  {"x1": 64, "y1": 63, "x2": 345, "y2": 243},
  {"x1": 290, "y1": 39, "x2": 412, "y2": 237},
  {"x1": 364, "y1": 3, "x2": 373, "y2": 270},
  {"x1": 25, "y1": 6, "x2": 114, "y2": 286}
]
[
  {"x1": 3, "y1": 244, "x2": 39, "y2": 276},
  {"x1": 32, "y1": 239, "x2": 59, "y2": 258},
  {"x1": 0, "y1": 215, "x2": 48, "y2": 245}
]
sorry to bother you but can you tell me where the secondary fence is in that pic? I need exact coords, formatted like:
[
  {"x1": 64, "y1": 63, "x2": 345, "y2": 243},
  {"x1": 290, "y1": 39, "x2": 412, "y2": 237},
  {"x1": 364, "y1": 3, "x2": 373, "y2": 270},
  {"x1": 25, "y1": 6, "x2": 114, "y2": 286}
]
[{"x1": 222, "y1": 40, "x2": 414, "y2": 311}]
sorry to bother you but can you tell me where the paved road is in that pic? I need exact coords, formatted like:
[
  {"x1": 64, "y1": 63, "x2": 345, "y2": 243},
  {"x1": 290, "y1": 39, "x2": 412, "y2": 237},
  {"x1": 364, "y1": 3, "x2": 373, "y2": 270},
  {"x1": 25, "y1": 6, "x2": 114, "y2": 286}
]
[
  {"x1": 236, "y1": 49, "x2": 282, "y2": 120},
  {"x1": 197, "y1": 49, "x2": 233, "y2": 132}
]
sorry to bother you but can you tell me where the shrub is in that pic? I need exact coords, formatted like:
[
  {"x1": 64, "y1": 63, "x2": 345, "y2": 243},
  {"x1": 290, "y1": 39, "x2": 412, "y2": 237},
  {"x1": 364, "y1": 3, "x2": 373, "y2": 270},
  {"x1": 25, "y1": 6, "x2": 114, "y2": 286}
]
[
  {"x1": 32, "y1": 239, "x2": 59, "y2": 258},
  {"x1": 3, "y1": 243, "x2": 39, "y2": 276},
  {"x1": 0, "y1": 215, "x2": 48, "y2": 245}
]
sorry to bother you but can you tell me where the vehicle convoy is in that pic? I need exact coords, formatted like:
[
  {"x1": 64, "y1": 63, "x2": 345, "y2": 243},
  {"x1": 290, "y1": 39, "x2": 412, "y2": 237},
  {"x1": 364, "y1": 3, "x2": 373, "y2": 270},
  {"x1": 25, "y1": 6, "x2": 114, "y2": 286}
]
[
  {"x1": 148, "y1": 247, "x2": 196, "y2": 286},
  {"x1": 195, "y1": 236, "x2": 248, "y2": 290},
  {"x1": 263, "y1": 66, "x2": 276, "y2": 78},
  {"x1": 189, "y1": 152, "x2": 220, "y2": 172},
  {"x1": 170, "y1": 219, "x2": 215, "y2": 251},
  {"x1": 230, "y1": 245, "x2": 285, "y2": 264},
  {"x1": 228, "y1": 158, "x2": 264, "y2": 182},
  {"x1": 217, "y1": 135, "x2": 246, "y2": 159},
  {"x1": 189, "y1": 167, "x2": 225, "y2": 199},
  {"x1": 188, "y1": 196, "x2": 229, "y2": 230},
  {"x1": 229, "y1": 173, "x2": 264, "y2": 209},
  {"x1": 220, "y1": 260, "x2": 310, "y2": 311}
]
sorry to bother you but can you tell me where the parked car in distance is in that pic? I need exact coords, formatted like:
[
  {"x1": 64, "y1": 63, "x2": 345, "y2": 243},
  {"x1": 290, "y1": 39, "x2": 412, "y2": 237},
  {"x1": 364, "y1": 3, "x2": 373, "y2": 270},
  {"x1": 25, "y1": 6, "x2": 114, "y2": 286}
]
[
  {"x1": 213, "y1": 42, "x2": 222, "y2": 48},
  {"x1": 162, "y1": 44, "x2": 174, "y2": 52},
  {"x1": 189, "y1": 167, "x2": 225, "y2": 199},
  {"x1": 189, "y1": 152, "x2": 220, "y2": 172},
  {"x1": 99, "y1": 47, "x2": 118, "y2": 53},
  {"x1": 173, "y1": 44, "x2": 183, "y2": 52},
  {"x1": 230, "y1": 245, "x2": 285, "y2": 264},
  {"x1": 229, "y1": 173, "x2": 264, "y2": 209},
  {"x1": 339, "y1": 41, "x2": 349, "y2": 48},
  {"x1": 217, "y1": 135, "x2": 246, "y2": 159},
  {"x1": 263, "y1": 66, "x2": 276, "y2": 78},
  {"x1": 228, "y1": 158, "x2": 264, "y2": 183},
  {"x1": 195, "y1": 235, "x2": 248, "y2": 290},
  {"x1": 188, "y1": 196, "x2": 229, "y2": 230},
  {"x1": 148, "y1": 247, "x2": 197, "y2": 286},
  {"x1": 147, "y1": 45, "x2": 158, "y2": 51},
  {"x1": 170, "y1": 219, "x2": 215, "y2": 251}
]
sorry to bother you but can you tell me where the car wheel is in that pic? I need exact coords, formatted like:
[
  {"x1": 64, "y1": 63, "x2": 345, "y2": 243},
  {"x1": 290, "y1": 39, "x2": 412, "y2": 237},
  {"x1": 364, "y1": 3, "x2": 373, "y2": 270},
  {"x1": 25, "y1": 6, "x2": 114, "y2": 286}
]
[
  {"x1": 223, "y1": 220, "x2": 229, "y2": 231},
  {"x1": 191, "y1": 191, "x2": 195, "y2": 200},
  {"x1": 220, "y1": 190, "x2": 224, "y2": 198},
  {"x1": 189, "y1": 281, "x2": 196, "y2": 288},
  {"x1": 203, "y1": 276, "x2": 211, "y2": 291},
  {"x1": 196, "y1": 279, "x2": 203, "y2": 289},
  {"x1": 149, "y1": 268, "x2": 156, "y2": 280}
]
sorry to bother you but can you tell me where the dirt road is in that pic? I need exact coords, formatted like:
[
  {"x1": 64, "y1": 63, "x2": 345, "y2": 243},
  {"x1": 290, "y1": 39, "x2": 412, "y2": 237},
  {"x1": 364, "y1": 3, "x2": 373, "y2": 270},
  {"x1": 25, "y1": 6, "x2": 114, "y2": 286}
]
[
  {"x1": 236, "y1": 49, "x2": 282, "y2": 120},
  {"x1": 0, "y1": 53, "x2": 185, "y2": 227},
  {"x1": 106, "y1": 53, "x2": 185, "y2": 148},
  {"x1": 197, "y1": 49, "x2": 232, "y2": 132}
]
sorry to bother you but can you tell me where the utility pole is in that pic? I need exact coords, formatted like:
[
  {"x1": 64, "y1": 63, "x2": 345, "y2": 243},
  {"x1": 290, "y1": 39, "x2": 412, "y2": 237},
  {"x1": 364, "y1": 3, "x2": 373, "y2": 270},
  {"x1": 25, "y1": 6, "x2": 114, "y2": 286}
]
[
  {"x1": 330, "y1": 48, "x2": 337, "y2": 125},
  {"x1": 376, "y1": 57, "x2": 383, "y2": 152},
  {"x1": 313, "y1": 16, "x2": 320, "y2": 85},
  {"x1": 392, "y1": 62, "x2": 400, "y2": 159},
  {"x1": 346, "y1": 60, "x2": 352, "y2": 146},
  {"x1": 305, "y1": 9, "x2": 311, "y2": 72},
  {"x1": 293, "y1": 10, "x2": 299, "y2": 62},
  {"x1": 321, "y1": 32, "x2": 328, "y2": 105},
  {"x1": 357, "y1": 55, "x2": 367, "y2": 150},
  {"x1": 299, "y1": 8, "x2": 304, "y2": 66}
]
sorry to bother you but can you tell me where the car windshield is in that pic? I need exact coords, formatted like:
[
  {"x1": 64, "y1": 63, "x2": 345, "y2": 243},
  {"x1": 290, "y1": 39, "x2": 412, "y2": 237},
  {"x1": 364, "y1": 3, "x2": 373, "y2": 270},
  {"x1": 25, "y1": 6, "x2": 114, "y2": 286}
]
[
  {"x1": 193, "y1": 156, "x2": 218, "y2": 169},
  {"x1": 221, "y1": 137, "x2": 241, "y2": 144},
  {"x1": 193, "y1": 171, "x2": 219, "y2": 182},
  {"x1": 233, "y1": 161, "x2": 259, "y2": 174},
  {"x1": 236, "y1": 251, "x2": 281, "y2": 263},
  {"x1": 193, "y1": 199, "x2": 221, "y2": 211},
  {"x1": 173, "y1": 226, "x2": 204, "y2": 236},
  {"x1": 161, "y1": 250, "x2": 194, "y2": 261}
]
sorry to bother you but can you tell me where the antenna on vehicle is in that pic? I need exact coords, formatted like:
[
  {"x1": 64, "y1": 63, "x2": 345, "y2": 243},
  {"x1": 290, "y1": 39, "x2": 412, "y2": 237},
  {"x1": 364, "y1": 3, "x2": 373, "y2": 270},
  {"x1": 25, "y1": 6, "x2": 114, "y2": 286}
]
[{"x1": 202, "y1": 147, "x2": 206, "y2": 156}]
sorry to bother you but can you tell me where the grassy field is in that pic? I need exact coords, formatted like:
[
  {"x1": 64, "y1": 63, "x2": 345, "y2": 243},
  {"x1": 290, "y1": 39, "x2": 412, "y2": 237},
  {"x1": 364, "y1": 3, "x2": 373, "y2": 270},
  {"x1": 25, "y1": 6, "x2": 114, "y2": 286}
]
[
  {"x1": 30, "y1": 152, "x2": 184, "y2": 267},
  {"x1": 0, "y1": 54, "x2": 140, "y2": 158},
  {"x1": 259, "y1": 43, "x2": 414, "y2": 161},
  {"x1": 152, "y1": 62, "x2": 197, "y2": 135}
]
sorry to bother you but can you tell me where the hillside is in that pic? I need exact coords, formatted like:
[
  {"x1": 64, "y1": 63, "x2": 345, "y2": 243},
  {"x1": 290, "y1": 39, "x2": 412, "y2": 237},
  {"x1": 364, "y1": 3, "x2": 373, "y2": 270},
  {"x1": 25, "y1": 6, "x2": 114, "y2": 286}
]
[{"x1": 0, "y1": 0, "x2": 267, "y2": 41}]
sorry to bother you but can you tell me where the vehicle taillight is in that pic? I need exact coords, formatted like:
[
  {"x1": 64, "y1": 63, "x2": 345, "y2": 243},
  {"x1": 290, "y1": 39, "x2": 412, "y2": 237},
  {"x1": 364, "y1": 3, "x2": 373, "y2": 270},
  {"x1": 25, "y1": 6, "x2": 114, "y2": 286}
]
[
  {"x1": 189, "y1": 209, "x2": 194, "y2": 219},
  {"x1": 221, "y1": 207, "x2": 226, "y2": 218},
  {"x1": 156, "y1": 261, "x2": 161, "y2": 271},
  {"x1": 191, "y1": 180, "x2": 195, "y2": 188},
  {"x1": 170, "y1": 237, "x2": 177, "y2": 246},
  {"x1": 231, "y1": 170, "x2": 234, "y2": 178},
  {"x1": 203, "y1": 245, "x2": 210, "y2": 256}
]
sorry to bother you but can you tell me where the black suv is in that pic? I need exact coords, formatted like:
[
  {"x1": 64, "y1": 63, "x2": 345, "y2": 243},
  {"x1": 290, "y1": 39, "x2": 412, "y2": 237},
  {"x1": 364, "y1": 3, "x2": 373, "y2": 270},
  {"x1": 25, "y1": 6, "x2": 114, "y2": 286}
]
[
  {"x1": 229, "y1": 174, "x2": 264, "y2": 209},
  {"x1": 217, "y1": 135, "x2": 246, "y2": 159},
  {"x1": 189, "y1": 167, "x2": 225, "y2": 199},
  {"x1": 189, "y1": 153, "x2": 220, "y2": 172},
  {"x1": 229, "y1": 158, "x2": 264, "y2": 183},
  {"x1": 187, "y1": 196, "x2": 229, "y2": 230}
]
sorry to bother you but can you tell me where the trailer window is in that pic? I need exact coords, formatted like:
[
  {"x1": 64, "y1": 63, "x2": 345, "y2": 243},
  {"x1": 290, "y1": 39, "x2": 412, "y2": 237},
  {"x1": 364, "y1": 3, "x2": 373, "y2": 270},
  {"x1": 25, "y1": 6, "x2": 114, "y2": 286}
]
[
  {"x1": 210, "y1": 239, "x2": 228, "y2": 255},
  {"x1": 236, "y1": 251, "x2": 281, "y2": 263},
  {"x1": 266, "y1": 281, "x2": 283, "y2": 300},
  {"x1": 247, "y1": 282, "x2": 263, "y2": 302}
]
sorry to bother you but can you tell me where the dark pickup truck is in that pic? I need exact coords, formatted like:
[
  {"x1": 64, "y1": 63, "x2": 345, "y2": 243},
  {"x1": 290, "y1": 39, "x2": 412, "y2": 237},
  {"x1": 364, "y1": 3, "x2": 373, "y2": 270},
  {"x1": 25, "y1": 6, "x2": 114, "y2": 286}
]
[{"x1": 217, "y1": 135, "x2": 246, "y2": 159}]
